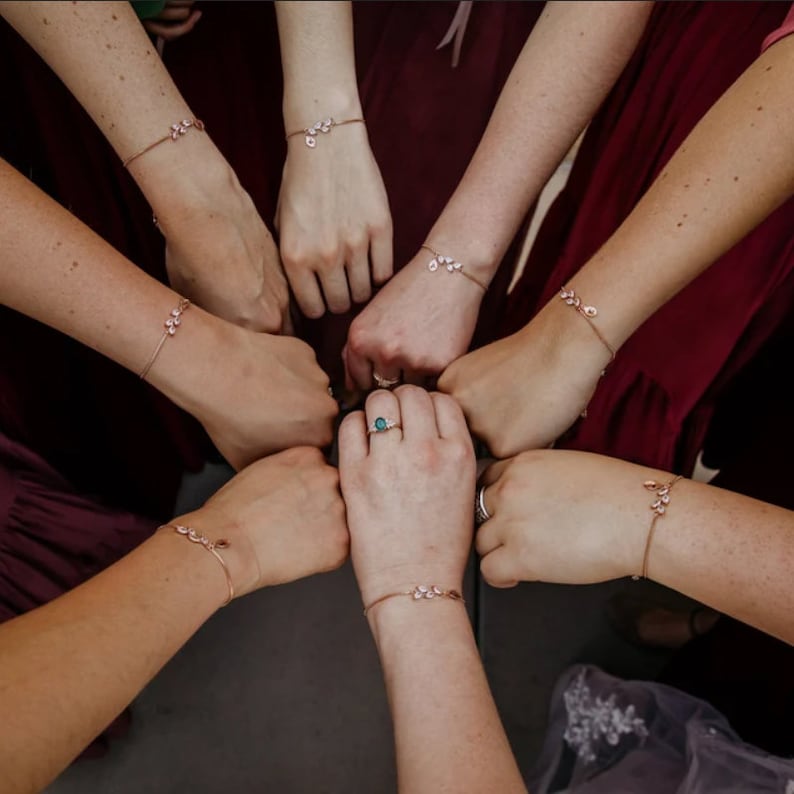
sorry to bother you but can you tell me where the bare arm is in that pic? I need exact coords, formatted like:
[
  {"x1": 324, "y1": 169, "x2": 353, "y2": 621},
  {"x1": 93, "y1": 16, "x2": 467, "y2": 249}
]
[
  {"x1": 0, "y1": 448, "x2": 348, "y2": 794},
  {"x1": 440, "y1": 32, "x2": 794, "y2": 458},
  {"x1": 339, "y1": 388, "x2": 525, "y2": 792},
  {"x1": 345, "y1": 1, "x2": 652, "y2": 387},
  {"x1": 274, "y1": 0, "x2": 391, "y2": 318},
  {"x1": 0, "y1": 0, "x2": 289, "y2": 331},
  {"x1": 0, "y1": 158, "x2": 337, "y2": 467},
  {"x1": 478, "y1": 450, "x2": 794, "y2": 645},
  {"x1": 430, "y1": 0, "x2": 654, "y2": 282},
  {"x1": 369, "y1": 602, "x2": 526, "y2": 793}
]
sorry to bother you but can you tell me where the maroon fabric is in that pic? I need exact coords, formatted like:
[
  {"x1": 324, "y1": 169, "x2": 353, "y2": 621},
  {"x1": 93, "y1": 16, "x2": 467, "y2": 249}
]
[
  {"x1": 0, "y1": 432, "x2": 158, "y2": 622},
  {"x1": 502, "y1": 1, "x2": 794, "y2": 475},
  {"x1": 161, "y1": 1, "x2": 544, "y2": 383},
  {"x1": 0, "y1": 432, "x2": 158, "y2": 756}
]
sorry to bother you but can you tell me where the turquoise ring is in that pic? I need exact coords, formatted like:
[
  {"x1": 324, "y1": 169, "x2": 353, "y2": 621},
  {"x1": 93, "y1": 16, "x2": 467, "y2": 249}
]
[{"x1": 367, "y1": 416, "x2": 400, "y2": 435}]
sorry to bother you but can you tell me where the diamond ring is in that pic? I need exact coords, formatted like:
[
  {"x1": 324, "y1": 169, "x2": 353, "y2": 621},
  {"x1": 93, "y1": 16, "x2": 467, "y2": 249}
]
[{"x1": 367, "y1": 416, "x2": 400, "y2": 435}]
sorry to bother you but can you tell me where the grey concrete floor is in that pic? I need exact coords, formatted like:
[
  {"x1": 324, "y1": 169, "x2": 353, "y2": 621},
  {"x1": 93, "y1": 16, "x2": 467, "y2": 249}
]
[{"x1": 46, "y1": 462, "x2": 687, "y2": 793}]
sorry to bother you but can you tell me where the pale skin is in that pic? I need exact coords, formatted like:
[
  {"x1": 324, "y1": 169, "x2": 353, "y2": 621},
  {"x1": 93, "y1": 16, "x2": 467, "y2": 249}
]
[
  {"x1": 0, "y1": 447, "x2": 349, "y2": 794},
  {"x1": 477, "y1": 450, "x2": 794, "y2": 646},
  {"x1": 0, "y1": 0, "x2": 289, "y2": 332},
  {"x1": 344, "y1": 1, "x2": 654, "y2": 388},
  {"x1": 275, "y1": 0, "x2": 392, "y2": 318},
  {"x1": 339, "y1": 387, "x2": 526, "y2": 793},
  {"x1": 439, "y1": 31, "x2": 794, "y2": 457},
  {"x1": 0, "y1": 158, "x2": 337, "y2": 469}
]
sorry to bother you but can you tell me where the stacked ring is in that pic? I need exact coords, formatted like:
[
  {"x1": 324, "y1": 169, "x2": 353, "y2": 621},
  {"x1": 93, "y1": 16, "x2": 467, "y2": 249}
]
[
  {"x1": 367, "y1": 416, "x2": 400, "y2": 435},
  {"x1": 474, "y1": 485, "x2": 491, "y2": 526},
  {"x1": 373, "y1": 372, "x2": 400, "y2": 389}
]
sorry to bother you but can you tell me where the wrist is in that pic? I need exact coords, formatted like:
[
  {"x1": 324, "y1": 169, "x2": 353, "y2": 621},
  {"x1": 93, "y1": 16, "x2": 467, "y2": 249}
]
[
  {"x1": 143, "y1": 302, "x2": 245, "y2": 418},
  {"x1": 126, "y1": 130, "x2": 245, "y2": 226},
  {"x1": 282, "y1": 89, "x2": 363, "y2": 135},
  {"x1": 367, "y1": 594, "x2": 472, "y2": 652},
  {"x1": 171, "y1": 508, "x2": 261, "y2": 600}
]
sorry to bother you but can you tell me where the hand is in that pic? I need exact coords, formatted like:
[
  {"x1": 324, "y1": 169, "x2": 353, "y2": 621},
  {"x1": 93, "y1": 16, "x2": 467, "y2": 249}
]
[
  {"x1": 276, "y1": 124, "x2": 392, "y2": 318},
  {"x1": 189, "y1": 323, "x2": 338, "y2": 470},
  {"x1": 344, "y1": 251, "x2": 485, "y2": 389},
  {"x1": 438, "y1": 298, "x2": 612, "y2": 457},
  {"x1": 162, "y1": 179, "x2": 292, "y2": 334},
  {"x1": 142, "y1": 0, "x2": 202, "y2": 42},
  {"x1": 178, "y1": 447, "x2": 349, "y2": 598},
  {"x1": 476, "y1": 449, "x2": 664, "y2": 587},
  {"x1": 338, "y1": 385, "x2": 475, "y2": 605}
]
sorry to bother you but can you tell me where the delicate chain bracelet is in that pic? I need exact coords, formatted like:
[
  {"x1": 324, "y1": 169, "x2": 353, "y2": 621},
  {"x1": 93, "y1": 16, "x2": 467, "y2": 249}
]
[
  {"x1": 421, "y1": 244, "x2": 487, "y2": 291},
  {"x1": 363, "y1": 585, "x2": 464, "y2": 616},
  {"x1": 122, "y1": 118, "x2": 205, "y2": 168},
  {"x1": 162, "y1": 523, "x2": 235, "y2": 606},
  {"x1": 633, "y1": 475, "x2": 684, "y2": 581},
  {"x1": 285, "y1": 116, "x2": 365, "y2": 148},
  {"x1": 139, "y1": 297, "x2": 190, "y2": 380},
  {"x1": 559, "y1": 287, "x2": 616, "y2": 362}
]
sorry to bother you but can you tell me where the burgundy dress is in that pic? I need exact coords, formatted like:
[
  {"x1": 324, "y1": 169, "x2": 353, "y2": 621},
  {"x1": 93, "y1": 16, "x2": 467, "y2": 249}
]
[{"x1": 502, "y1": 1, "x2": 794, "y2": 476}]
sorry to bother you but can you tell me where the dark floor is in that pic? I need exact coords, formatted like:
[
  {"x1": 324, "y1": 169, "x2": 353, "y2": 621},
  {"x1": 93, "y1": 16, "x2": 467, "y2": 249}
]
[{"x1": 45, "y1": 463, "x2": 691, "y2": 793}]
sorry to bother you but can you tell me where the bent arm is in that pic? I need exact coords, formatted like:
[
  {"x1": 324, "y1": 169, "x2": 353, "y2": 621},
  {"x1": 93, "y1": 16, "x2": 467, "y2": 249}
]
[{"x1": 0, "y1": 157, "x2": 230, "y2": 418}]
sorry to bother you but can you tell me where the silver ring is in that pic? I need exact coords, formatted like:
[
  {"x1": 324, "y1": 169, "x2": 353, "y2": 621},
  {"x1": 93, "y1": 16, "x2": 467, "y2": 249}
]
[
  {"x1": 373, "y1": 372, "x2": 400, "y2": 389},
  {"x1": 474, "y1": 485, "x2": 491, "y2": 526},
  {"x1": 367, "y1": 416, "x2": 401, "y2": 435}
]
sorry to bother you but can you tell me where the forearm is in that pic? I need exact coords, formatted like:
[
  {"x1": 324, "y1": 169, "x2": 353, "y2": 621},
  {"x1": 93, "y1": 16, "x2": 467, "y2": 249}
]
[
  {"x1": 572, "y1": 34, "x2": 794, "y2": 349},
  {"x1": 275, "y1": 0, "x2": 362, "y2": 126},
  {"x1": 0, "y1": 528, "x2": 227, "y2": 793},
  {"x1": 0, "y1": 1, "x2": 238, "y2": 220},
  {"x1": 369, "y1": 601, "x2": 525, "y2": 793},
  {"x1": 429, "y1": 1, "x2": 653, "y2": 282},
  {"x1": 647, "y1": 479, "x2": 794, "y2": 645},
  {"x1": 0, "y1": 158, "x2": 233, "y2": 417}
]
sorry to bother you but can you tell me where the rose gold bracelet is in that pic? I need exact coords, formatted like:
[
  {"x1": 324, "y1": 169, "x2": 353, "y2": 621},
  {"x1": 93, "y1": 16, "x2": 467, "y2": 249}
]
[
  {"x1": 421, "y1": 244, "x2": 487, "y2": 291},
  {"x1": 633, "y1": 475, "x2": 684, "y2": 581},
  {"x1": 363, "y1": 585, "x2": 464, "y2": 616},
  {"x1": 285, "y1": 116, "x2": 365, "y2": 148},
  {"x1": 122, "y1": 118, "x2": 206, "y2": 168},
  {"x1": 162, "y1": 523, "x2": 234, "y2": 606},
  {"x1": 139, "y1": 297, "x2": 190, "y2": 381},
  {"x1": 559, "y1": 287, "x2": 616, "y2": 362}
]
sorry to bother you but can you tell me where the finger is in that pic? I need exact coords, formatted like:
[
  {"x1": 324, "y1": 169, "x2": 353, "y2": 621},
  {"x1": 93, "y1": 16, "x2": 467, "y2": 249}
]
[
  {"x1": 480, "y1": 547, "x2": 521, "y2": 589},
  {"x1": 338, "y1": 411, "x2": 369, "y2": 467},
  {"x1": 369, "y1": 224, "x2": 393, "y2": 286},
  {"x1": 393, "y1": 385, "x2": 438, "y2": 440},
  {"x1": 156, "y1": 6, "x2": 193, "y2": 21},
  {"x1": 474, "y1": 512, "x2": 501, "y2": 556},
  {"x1": 344, "y1": 343, "x2": 374, "y2": 391},
  {"x1": 319, "y1": 266, "x2": 352, "y2": 315},
  {"x1": 346, "y1": 248, "x2": 373, "y2": 306},
  {"x1": 479, "y1": 458, "x2": 511, "y2": 487},
  {"x1": 291, "y1": 271, "x2": 326, "y2": 320},
  {"x1": 364, "y1": 389, "x2": 403, "y2": 451},
  {"x1": 144, "y1": 10, "x2": 201, "y2": 40},
  {"x1": 430, "y1": 392, "x2": 469, "y2": 440}
]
